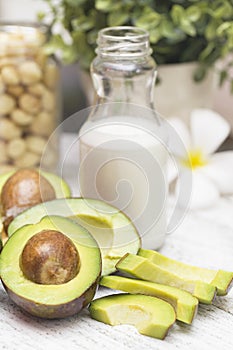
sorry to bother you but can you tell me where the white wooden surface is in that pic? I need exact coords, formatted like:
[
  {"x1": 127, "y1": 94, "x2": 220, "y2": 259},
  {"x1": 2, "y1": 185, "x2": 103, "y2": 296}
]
[{"x1": 0, "y1": 133, "x2": 233, "y2": 350}]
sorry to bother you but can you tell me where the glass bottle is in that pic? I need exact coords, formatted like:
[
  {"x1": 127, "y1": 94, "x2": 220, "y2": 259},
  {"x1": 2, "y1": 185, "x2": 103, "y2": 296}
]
[
  {"x1": 79, "y1": 27, "x2": 168, "y2": 250},
  {"x1": 0, "y1": 22, "x2": 61, "y2": 173}
]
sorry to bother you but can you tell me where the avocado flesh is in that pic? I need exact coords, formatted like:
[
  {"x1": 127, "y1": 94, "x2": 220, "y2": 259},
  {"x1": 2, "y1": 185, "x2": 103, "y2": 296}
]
[
  {"x1": 100, "y1": 275, "x2": 198, "y2": 324},
  {"x1": 0, "y1": 170, "x2": 71, "y2": 199},
  {"x1": 0, "y1": 215, "x2": 101, "y2": 319},
  {"x1": 89, "y1": 293, "x2": 176, "y2": 340},
  {"x1": 139, "y1": 249, "x2": 233, "y2": 296},
  {"x1": 8, "y1": 198, "x2": 141, "y2": 276},
  {"x1": 116, "y1": 254, "x2": 216, "y2": 304}
]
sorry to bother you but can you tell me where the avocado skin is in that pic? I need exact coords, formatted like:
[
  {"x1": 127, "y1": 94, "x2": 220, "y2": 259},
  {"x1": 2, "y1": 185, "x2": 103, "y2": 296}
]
[{"x1": 2, "y1": 277, "x2": 99, "y2": 319}]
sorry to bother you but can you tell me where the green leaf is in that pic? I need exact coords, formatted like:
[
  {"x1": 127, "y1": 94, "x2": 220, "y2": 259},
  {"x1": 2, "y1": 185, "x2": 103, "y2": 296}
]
[
  {"x1": 186, "y1": 5, "x2": 201, "y2": 22},
  {"x1": 149, "y1": 29, "x2": 162, "y2": 44},
  {"x1": 193, "y1": 65, "x2": 207, "y2": 82},
  {"x1": 107, "y1": 11, "x2": 129, "y2": 26},
  {"x1": 219, "y1": 70, "x2": 228, "y2": 87},
  {"x1": 199, "y1": 42, "x2": 215, "y2": 61},
  {"x1": 96, "y1": 0, "x2": 121, "y2": 12},
  {"x1": 213, "y1": 2, "x2": 233, "y2": 19},
  {"x1": 171, "y1": 5, "x2": 185, "y2": 25},
  {"x1": 135, "y1": 7, "x2": 161, "y2": 28},
  {"x1": 37, "y1": 11, "x2": 45, "y2": 21},
  {"x1": 180, "y1": 19, "x2": 196, "y2": 36}
]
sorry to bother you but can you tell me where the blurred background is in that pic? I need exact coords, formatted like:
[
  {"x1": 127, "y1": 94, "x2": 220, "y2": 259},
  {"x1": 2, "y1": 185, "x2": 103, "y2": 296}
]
[{"x1": 0, "y1": 0, "x2": 232, "y2": 139}]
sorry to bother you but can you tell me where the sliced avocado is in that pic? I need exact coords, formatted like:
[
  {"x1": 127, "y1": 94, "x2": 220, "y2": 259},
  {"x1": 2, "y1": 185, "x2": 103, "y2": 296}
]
[
  {"x1": 0, "y1": 215, "x2": 101, "y2": 319},
  {"x1": 8, "y1": 198, "x2": 141, "y2": 276},
  {"x1": 139, "y1": 249, "x2": 233, "y2": 296},
  {"x1": 116, "y1": 254, "x2": 216, "y2": 304},
  {"x1": 89, "y1": 293, "x2": 176, "y2": 340},
  {"x1": 100, "y1": 275, "x2": 198, "y2": 324},
  {"x1": 0, "y1": 170, "x2": 71, "y2": 199}
]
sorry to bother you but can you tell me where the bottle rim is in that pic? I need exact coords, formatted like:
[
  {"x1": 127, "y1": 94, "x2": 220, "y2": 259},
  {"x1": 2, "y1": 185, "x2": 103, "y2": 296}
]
[{"x1": 96, "y1": 26, "x2": 152, "y2": 59}]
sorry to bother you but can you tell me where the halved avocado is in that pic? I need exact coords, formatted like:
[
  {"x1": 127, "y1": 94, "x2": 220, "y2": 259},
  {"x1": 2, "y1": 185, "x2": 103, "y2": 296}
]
[
  {"x1": 0, "y1": 215, "x2": 101, "y2": 319},
  {"x1": 139, "y1": 249, "x2": 233, "y2": 296},
  {"x1": 100, "y1": 275, "x2": 198, "y2": 324},
  {"x1": 89, "y1": 294, "x2": 176, "y2": 340},
  {"x1": 116, "y1": 253, "x2": 216, "y2": 304},
  {"x1": 8, "y1": 198, "x2": 141, "y2": 276},
  {"x1": 0, "y1": 170, "x2": 71, "y2": 199}
]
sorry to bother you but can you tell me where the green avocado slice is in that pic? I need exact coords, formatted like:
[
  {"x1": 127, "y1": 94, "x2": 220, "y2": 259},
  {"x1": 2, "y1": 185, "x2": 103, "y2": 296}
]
[
  {"x1": 89, "y1": 293, "x2": 176, "y2": 340},
  {"x1": 0, "y1": 215, "x2": 101, "y2": 319},
  {"x1": 100, "y1": 275, "x2": 198, "y2": 324},
  {"x1": 0, "y1": 170, "x2": 71, "y2": 199},
  {"x1": 8, "y1": 198, "x2": 141, "y2": 276},
  {"x1": 139, "y1": 249, "x2": 233, "y2": 296},
  {"x1": 116, "y1": 254, "x2": 216, "y2": 304}
]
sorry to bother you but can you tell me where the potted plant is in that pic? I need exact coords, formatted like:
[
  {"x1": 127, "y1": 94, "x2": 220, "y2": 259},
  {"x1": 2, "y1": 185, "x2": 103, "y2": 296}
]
[{"x1": 40, "y1": 0, "x2": 233, "y2": 120}]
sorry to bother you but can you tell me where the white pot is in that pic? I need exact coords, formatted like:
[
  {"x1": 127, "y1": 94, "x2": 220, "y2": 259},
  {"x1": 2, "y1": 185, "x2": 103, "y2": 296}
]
[{"x1": 154, "y1": 62, "x2": 216, "y2": 122}]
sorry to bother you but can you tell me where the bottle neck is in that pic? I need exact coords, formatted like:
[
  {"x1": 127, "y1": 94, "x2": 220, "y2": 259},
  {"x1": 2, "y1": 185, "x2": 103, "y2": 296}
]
[{"x1": 91, "y1": 26, "x2": 156, "y2": 109}]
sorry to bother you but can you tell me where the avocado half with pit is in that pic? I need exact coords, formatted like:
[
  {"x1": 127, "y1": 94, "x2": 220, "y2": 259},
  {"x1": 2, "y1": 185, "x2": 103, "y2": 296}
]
[
  {"x1": 0, "y1": 215, "x2": 101, "y2": 319},
  {"x1": 8, "y1": 198, "x2": 141, "y2": 276}
]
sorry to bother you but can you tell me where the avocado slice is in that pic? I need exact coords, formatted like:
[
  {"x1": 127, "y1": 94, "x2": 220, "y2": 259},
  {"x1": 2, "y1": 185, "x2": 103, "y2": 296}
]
[
  {"x1": 89, "y1": 293, "x2": 176, "y2": 340},
  {"x1": 0, "y1": 215, "x2": 101, "y2": 319},
  {"x1": 139, "y1": 249, "x2": 233, "y2": 296},
  {"x1": 0, "y1": 170, "x2": 71, "y2": 199},
  {"x1": 100, "y1": 275, "x2": 198, "y2": 324},
  {"x1": 116, "y1": 254, "x2": 216, "y2": 304},
  {"x1": 8, "y1": 198, "x2": 141, "y2": 276}
]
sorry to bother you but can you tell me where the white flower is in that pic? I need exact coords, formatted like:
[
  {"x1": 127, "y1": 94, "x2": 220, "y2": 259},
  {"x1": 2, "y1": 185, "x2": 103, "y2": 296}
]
[{"x1": 168, "y1": 109, "x2": 233, "y2": 209}]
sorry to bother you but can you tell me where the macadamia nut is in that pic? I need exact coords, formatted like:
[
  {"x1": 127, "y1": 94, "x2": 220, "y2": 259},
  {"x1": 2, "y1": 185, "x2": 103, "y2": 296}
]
[
  {"x1": 14, "y1": 152, "x2": 40, "y2": 168},
  {"x1": 26, "y1": 136, "x2": 47, "y2": 155},
  {"x1": 1, "y1": 66, "x2": 20, "y2": 85},
  {"x1": 29, "y1": 111, "x2": 55, "y2": 137},
  {"x1": 19, "y1": 93, "x2": 41, "y2": 115},
  {"x1": 18, "y1": 61, "x2": 42, "y2": 85},
  {"x1": 7, "y1": 138, "x2": 26, "y2": 159},
  {"x1": 42, "y1": 89, "x2": 55, "y2": 111},
  {"x1": 44, "y1": 63, "x2": 59, "y2": 89},
  {"x1": 28, "y1": 83, "x2": 45, "y2": 97},
  {"x1": 0, "y1": 94, "x2": 16, "y2": 114},
  {"x1": 11, "y1": 108, "x2": 34, "y2": 126},
  {"x1": 0, "y1": 118, "x2": 22, "y2": 140},
  {"x1": 7, "y1": 85, "x2": 24, "y2": 97}
]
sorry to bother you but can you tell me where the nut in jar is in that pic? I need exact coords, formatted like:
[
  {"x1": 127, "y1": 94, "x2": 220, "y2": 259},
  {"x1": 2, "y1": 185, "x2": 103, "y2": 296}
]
[{"x1": 0, "y1": 23, "x2": 60, "y2": 172}]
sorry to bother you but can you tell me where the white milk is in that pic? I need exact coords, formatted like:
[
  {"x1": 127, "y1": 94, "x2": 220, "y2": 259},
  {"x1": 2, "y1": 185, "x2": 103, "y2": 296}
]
[{"x1": 78, "y1": 116, "x2": 168, "y2": 249}]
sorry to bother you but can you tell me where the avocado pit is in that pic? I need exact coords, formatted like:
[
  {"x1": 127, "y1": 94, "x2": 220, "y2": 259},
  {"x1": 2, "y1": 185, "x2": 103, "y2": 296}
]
[{"x1": 20, "y1": 230, "x2": 80, "y2": 285}]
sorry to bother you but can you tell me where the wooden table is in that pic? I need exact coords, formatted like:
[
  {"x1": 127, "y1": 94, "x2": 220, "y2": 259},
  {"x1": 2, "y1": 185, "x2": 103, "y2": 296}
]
[{"x1": 0, "y1": 133, "x2": 232, "y2": 350}]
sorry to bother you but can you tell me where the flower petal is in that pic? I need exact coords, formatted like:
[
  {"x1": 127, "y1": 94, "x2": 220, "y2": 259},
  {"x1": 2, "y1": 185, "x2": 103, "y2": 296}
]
[
  {"x1": 176, "y1": 168, "x2": 219, "y2": 210},
  {"x1": 190, "y1": 109, "x2": 230, "y2": 155},
  {"x1": 168, "y1": 117, "x2": 191, "y2": 157},
  {"x1": 201, "y1": 151, "x2": 233, "y2": 194}
]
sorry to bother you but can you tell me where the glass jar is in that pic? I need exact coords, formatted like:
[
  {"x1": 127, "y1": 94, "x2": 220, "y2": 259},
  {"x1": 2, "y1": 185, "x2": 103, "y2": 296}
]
[
  {"x1": 79, "y1": 27, "x2": 168, "y2": 250},
  {"x1": 0, "y1": 23, "x2": 60, "y2": 173}
]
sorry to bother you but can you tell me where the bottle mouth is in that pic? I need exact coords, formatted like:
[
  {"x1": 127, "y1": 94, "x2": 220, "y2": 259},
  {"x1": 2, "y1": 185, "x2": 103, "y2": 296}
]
[{"x1": 96, "y1": 26, "x2": 152, "y2": 59}]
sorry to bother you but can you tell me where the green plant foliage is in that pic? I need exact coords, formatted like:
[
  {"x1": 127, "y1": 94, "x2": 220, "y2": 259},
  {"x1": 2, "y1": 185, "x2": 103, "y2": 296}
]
[{"x1": 40, "y1": 0, "x2": 233, "y2": 86}]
